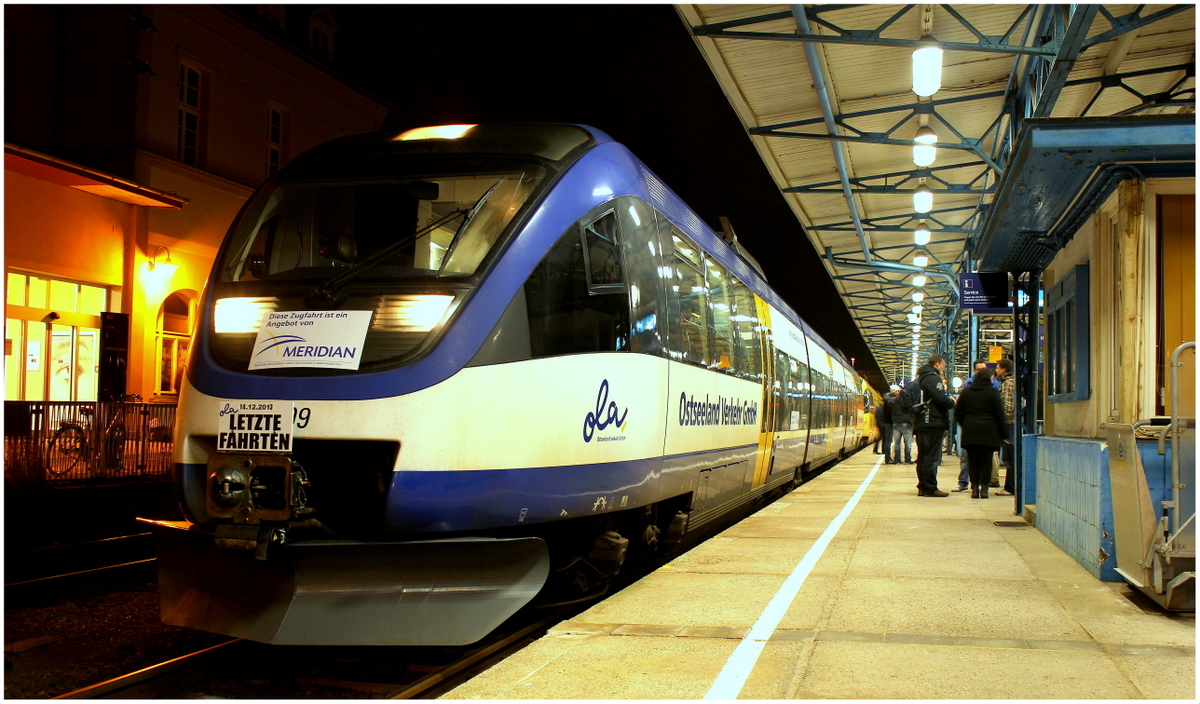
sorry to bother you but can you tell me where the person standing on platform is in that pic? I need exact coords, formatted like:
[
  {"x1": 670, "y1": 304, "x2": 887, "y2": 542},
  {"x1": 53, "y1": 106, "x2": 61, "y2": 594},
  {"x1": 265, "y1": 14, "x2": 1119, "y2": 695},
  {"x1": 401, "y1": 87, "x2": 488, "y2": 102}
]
[
  {"x1": 955, "y1": 360, "x2": 991, "y2": 492},
  {"x1": 913, "y1": 354, "x2": 956, "y2": 497},
  {"x1": 888, "y1": 385, "x2": 913, "y2": 464},
  {"x1": 954, "y1": 367, "x2": 1007, "y2": 498},
  {"x1": 995, "y1": 358, "x2": 1016, "y2": 496},
  {"x1": 874, "y1": 389, "x2": 894, "y2": 461}
]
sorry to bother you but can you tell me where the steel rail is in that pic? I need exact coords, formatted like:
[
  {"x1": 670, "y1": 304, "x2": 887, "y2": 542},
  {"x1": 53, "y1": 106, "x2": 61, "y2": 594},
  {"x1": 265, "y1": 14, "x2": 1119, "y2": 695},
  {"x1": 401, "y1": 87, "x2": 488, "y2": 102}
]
[
  {"x1": 386, "y1": 613, "x2": 566, "y2": 699},
  {"x1": 54, "y1": 640, "x2": 243, "y2": 699},
  {"x1": 4, "y1": 558, "x2": 156, "y2": 589}
]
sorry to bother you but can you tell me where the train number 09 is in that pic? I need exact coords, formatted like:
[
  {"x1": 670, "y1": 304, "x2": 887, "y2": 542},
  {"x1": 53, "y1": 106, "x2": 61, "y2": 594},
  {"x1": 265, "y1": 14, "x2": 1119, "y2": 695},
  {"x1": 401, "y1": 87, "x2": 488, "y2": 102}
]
[{"x1": 293, "y1": 406, "x2": 312, "y2": 428}]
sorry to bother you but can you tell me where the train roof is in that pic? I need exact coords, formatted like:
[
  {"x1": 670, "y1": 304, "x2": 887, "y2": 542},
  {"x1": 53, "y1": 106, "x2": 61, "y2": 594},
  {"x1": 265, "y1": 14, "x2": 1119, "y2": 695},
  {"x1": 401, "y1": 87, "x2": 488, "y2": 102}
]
[{"x1": 276, "y1": 122, "x2": 857, "y2": 377}]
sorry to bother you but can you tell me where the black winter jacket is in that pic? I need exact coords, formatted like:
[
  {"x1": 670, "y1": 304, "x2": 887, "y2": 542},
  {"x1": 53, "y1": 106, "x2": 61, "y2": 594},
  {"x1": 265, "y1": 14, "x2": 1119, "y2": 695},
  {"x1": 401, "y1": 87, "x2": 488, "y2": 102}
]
[
  {"x1": 889, "y1": 393, "x2": 913, "y2": 424},
  {"x1": 877, "y1": 397, "x2": 894, "y2": 425},
  {"x1": 912, "y1": 365, "x2": 956, "y2": 430},
  {"x1": 954, "y1": 379, "x2": 1007, "y2": 448}
]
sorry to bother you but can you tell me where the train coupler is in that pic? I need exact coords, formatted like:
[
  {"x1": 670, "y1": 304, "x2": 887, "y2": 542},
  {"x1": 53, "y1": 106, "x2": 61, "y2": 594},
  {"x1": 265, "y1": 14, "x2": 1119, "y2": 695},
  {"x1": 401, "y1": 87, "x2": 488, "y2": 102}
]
[{"x1": 206, "y1": 454, "x2": 309, "y2": 525}]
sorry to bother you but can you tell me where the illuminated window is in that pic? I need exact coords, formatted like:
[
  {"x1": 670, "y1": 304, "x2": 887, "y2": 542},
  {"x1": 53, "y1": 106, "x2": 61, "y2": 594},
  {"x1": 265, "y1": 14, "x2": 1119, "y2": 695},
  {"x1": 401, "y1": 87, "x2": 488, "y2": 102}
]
[
  {"x1": 156, "y1": 292, "x2": 193, "y2": 396},
  {"x1": 670, "y1": 230, "x2": 711, "y2": 368},
  {"x1": 5, "y1": 272, "x2": 107, "y2": 401}
]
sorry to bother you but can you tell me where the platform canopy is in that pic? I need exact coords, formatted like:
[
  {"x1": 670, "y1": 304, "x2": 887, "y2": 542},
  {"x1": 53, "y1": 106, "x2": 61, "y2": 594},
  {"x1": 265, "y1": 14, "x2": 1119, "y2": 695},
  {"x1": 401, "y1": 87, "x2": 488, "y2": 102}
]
[{"x1": 677, "y1": 4, "x2": 1195, "y2": 383}]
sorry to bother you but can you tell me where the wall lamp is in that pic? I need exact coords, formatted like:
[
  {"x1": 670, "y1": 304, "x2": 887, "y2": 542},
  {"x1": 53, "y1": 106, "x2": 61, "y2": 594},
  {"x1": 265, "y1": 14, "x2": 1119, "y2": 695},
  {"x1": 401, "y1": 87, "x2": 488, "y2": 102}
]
[{"x1": 150, "y1": 246, "x2": 179, "y2": 275}]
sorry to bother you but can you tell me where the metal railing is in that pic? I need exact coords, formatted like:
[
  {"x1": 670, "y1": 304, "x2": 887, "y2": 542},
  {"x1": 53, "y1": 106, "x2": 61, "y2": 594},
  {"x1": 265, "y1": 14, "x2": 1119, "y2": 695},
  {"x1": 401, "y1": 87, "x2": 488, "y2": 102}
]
[{"x1": 4, "y1": 400, "x2": 176, "y2": 485}]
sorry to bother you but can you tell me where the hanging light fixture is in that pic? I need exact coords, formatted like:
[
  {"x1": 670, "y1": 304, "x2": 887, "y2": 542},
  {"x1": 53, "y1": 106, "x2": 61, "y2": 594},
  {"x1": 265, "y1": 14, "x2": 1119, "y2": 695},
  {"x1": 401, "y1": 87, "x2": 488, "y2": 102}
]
[
  {"x1": 912, "y1": 304, "x2": 924, "y2": 315},
  {"x1": 907, "y1": 313, "x2": 919, "y2": 324},
  {"x1": 914, "y1": 221, "x2": 932, "y2": 245},
  {"x1": 912, "y1": 35, "x2": 943, "y2": 97},
  {"x1": 149, "y1": 246, "x2": 179, "y2": 275},
  {"x1": 912, "y1": 125, "x2": 938, "y2": 166},
  {"x1": 913, "y1": 186, "x2": 933, "y2": 214},
  {"x1": 912, "y1": 291, "x2": 925, "y2": 303},
  {"x1": 913, "y1": 254, "x2": 929, "y2": 267},
  {"x1": 912, "y1": 274, "x2": 927, "y2": 287},
  {"x1": 912, "y1": 324, "x2": 921, "y2": 332}
]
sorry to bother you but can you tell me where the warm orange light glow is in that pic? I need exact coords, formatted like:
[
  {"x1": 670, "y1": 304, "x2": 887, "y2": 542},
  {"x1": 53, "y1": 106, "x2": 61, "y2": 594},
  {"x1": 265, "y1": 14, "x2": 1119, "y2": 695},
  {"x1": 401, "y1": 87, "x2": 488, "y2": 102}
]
[
  {"x1": 396, "y1": 124, "x2": 477, "y2": 141},
  {"x1": 214, "y1": 297, "x2": 277, "y2": 333}
]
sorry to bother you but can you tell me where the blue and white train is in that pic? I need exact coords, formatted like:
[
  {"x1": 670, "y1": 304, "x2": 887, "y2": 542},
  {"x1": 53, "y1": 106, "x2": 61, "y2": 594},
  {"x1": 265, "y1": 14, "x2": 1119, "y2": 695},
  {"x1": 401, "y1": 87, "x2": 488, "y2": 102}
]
[{"x1": 148, "y1": 123, "x2": 875, "y2": 646}]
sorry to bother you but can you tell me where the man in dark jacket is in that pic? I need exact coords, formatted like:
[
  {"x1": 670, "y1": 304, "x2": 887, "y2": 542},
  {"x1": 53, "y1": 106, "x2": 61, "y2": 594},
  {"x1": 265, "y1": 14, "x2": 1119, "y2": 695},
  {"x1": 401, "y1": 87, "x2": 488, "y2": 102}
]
[
  {"x1": 913, "y1": 354, "x2": 956, "y2": 496},
  {"x1": 888, "y1": 386, "x2": 913, "y2": 464}
]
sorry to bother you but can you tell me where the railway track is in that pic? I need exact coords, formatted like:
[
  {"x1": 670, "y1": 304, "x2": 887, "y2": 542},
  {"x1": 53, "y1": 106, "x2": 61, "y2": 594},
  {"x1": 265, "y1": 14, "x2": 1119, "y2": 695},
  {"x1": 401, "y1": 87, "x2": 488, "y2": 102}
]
[
  {"x1": 5, "y1": 533, "x2": 157, "y2": 606},
  {"x1": 49, "y1": 610, "x2": 569, "y2": 699}
]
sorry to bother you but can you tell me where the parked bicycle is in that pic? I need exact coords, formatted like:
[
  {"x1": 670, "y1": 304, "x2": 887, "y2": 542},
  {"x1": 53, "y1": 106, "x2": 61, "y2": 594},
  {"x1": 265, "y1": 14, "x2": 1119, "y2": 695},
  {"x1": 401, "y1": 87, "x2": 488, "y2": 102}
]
[{"x1": 45, "y1": 394, "x2": 142, "y2": 476}]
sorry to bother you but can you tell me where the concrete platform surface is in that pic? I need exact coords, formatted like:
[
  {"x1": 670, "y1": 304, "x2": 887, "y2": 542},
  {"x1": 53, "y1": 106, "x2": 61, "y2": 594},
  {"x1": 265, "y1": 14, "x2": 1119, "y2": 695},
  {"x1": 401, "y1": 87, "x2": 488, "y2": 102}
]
[{"x1": 445, "y1": 450, "x2": 1196, "y2": 700}]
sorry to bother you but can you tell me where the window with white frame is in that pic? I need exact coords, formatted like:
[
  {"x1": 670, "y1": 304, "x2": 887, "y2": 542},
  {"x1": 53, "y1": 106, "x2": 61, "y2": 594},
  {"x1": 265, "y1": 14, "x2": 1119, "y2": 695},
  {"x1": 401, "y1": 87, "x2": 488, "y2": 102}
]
[
  {"x1": 5, "y1": 271, "x2": 108, "y2": 401},
  {"x1": 156, "y1": 291, "x2": 193, "y2": 395},
  {"x1": 177, "y1": 64, "x2": 201, "y2": 165}
]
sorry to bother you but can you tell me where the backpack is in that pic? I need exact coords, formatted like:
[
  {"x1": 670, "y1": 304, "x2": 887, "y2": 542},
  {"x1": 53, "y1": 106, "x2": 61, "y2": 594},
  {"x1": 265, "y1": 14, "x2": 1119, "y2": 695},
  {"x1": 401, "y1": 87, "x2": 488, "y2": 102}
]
[{"x1": 899, "y1": 373, "x2": 929, "y2": 415}]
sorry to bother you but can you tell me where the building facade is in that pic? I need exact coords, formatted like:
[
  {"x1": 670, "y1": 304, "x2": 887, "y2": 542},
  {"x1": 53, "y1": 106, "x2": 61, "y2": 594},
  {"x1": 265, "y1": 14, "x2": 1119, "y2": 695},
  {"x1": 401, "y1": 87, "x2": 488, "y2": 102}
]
[{"x1": 5, "y1": 5, "x2": 390, "y2": 403}]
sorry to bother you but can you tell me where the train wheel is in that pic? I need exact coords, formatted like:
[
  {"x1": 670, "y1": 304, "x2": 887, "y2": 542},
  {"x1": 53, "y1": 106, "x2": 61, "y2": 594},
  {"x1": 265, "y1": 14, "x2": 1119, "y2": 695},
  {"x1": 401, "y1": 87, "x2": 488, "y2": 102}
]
[{"x1": 46, "y1": 424, "x2": 88, "y2": 476}]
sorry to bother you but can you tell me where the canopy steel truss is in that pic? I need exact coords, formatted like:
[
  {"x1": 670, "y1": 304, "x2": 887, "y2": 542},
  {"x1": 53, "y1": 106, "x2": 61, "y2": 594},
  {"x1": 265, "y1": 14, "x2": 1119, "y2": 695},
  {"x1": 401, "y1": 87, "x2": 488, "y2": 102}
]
[{"x1": 681, "y1": 3, "x2": 1194, "y2": 386}]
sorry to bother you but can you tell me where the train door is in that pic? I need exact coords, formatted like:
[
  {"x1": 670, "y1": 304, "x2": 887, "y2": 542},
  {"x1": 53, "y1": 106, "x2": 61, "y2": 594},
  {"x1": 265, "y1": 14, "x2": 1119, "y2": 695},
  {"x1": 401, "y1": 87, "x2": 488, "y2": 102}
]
[{"x1": 752, "y1": 296, "x2": 776, "y2": 487}]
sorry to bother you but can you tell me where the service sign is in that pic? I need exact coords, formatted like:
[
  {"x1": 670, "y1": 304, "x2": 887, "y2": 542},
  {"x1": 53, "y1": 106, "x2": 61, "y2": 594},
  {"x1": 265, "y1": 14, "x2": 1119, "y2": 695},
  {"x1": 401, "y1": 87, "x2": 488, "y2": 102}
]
[
  {"x1": 248, "y1": 310, "x2": 373, "y2": 371},
  {"x1": 958, "y1": 272, "x2": 1010, "y2": 311},
  {"x1": 217, "y1": 400, "x2": 295, "y2": 453}
]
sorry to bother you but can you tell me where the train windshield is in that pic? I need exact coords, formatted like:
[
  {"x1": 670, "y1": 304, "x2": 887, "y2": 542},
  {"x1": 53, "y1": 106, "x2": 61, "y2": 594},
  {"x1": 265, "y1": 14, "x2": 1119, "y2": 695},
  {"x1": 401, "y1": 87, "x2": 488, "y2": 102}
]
[
  {"x1": 219, "y1": 170, "x2": 543, "y2": 284},
  {"x1": 203, "y1": 124, "x2": 599, "y2": 375}
]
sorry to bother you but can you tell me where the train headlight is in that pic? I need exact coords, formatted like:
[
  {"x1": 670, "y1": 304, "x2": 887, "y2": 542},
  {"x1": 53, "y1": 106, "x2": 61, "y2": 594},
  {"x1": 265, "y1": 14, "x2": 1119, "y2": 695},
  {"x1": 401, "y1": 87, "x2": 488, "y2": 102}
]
[
  {"x1": 214, "y1": 297, "x2": 277, "y2": 333},
  {"x1": 372, "y1": 294, "x2": 455, "y2": 332}
]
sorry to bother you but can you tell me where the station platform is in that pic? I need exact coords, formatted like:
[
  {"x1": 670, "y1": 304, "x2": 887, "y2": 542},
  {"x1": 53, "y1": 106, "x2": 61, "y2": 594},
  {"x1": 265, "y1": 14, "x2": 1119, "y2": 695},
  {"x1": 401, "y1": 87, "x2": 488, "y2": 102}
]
[{"x1": 446, "y1": 449, "x2": 1196, "y2": 699}]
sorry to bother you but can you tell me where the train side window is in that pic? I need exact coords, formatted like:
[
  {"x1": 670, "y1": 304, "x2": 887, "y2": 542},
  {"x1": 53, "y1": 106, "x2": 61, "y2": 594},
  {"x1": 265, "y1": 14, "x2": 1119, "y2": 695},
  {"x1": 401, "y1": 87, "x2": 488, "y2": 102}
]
[
  {"x1": 813, "y1": 370, "x2": 830, "y2": 428},
  {"x1": 583, "y1": 212, "x2": 624, "y2": 291},
  {"x1": 706, "y1": 259, "x2": 736, "y2": 373},
  {"x1": 619, "y1": 198, "x2": 666, "y2": 356},
  {"x1": 791, "y1": 356, "x2": 811, "y2": 429},
  {"x1": 728, "y1": 278, "x2": 761, "y2": 382},
  {"x1": 525, "y1": 211, "x2": 630, "y2": 358},
  {"x1": 669, "y1": 231, "x2": 710, "y2": 368}
]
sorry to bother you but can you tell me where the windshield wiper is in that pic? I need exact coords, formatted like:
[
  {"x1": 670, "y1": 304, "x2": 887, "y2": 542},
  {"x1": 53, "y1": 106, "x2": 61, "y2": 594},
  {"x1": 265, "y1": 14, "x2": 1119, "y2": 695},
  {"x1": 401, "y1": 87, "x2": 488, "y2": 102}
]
[
  {"x1": 436, "y1": 177, "x2": 506, "y2": 274},
  {"x1": 313, "y1": 208, "x2": 467, "y2": 301}
]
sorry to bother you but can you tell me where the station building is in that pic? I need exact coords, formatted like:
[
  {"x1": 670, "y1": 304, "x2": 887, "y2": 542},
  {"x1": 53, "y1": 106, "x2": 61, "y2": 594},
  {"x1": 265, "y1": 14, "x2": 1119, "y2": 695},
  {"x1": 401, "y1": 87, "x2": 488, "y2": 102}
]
[{"x1": 4, "y1": 5, "x2": 387, "y2": 405}]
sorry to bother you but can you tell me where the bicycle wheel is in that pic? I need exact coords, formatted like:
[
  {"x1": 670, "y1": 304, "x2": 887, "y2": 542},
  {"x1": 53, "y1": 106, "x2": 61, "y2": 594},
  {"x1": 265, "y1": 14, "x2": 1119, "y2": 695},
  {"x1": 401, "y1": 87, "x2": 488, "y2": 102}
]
[{"x1": 46, "y1": 424, "x2": 88, "y2": 476}]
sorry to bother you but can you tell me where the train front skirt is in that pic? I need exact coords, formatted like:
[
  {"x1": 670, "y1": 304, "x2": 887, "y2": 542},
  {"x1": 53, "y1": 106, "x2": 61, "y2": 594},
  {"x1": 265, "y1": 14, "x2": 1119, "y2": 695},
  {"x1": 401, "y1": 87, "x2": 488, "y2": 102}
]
[{"x1": 139, "y1": 520, "x2": 550, "y2": 645}]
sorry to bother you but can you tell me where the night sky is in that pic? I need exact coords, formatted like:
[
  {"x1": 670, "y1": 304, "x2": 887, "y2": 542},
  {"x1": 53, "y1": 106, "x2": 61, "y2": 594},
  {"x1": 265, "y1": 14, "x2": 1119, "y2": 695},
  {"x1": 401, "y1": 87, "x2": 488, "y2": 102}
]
[{"x1": 333, "y1": 4, "x2": 881, "y2": 386}]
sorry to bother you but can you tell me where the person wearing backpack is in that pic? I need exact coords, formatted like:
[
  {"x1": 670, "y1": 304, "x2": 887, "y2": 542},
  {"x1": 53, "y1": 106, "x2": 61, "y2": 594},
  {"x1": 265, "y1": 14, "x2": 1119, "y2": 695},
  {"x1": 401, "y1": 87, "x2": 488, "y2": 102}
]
[
  {"x1": 912, "y1": 353, "x2": 957, "y2": 497},
  {"x1": 887, "y1": 385, "x2": 913, "y2": 464}
]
